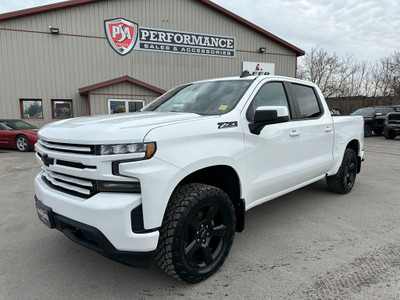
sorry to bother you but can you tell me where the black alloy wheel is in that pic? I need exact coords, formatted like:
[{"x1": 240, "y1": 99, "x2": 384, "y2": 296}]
[
  {"x1": 155, "y1": 183, "x2": 235, "y2": 283},
  {"x1": 343, "y1": 151, "x2": 357, "y2": 189},
  {"x1": 326, "y1": 148, "x2": 357, "y2": 194},
  {"x1": 184, "y1": 203, "x2": 229, "y2": 270},
  {"x1": 364, "y1": 125, "x2": 372, "y2": 137}
]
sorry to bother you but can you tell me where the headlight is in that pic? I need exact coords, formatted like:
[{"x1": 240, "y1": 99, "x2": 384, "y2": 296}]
[{"x1": 99, "y1": 142, "x2": 156, "y2": 158}]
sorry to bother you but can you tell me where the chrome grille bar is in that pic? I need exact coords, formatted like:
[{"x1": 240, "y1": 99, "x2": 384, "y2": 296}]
[{"x1": 38, "y1": 139, "x2": 93, "y2": 153}]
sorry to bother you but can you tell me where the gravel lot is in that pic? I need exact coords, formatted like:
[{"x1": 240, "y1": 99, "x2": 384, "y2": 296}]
[{"x1": 1, "y1": 136, "x2": 400, "y2": 299}]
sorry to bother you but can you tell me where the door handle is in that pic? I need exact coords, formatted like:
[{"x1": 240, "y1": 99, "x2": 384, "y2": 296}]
[
  {"x1": 325, "y1": 126, "x2": 333, "y2": 133},
  {"x1": 289, "y1": 130, "x2": 300, "y2": 137}
]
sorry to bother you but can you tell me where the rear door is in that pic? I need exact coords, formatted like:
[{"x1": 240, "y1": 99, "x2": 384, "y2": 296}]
[{"x1": 289, "y1": 83, "x2": 334, "y2": 179}]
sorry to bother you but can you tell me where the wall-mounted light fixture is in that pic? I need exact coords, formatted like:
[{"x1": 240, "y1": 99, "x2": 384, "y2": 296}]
[
  {"x1": 259, "y1": 47, "x2": 267, "y2": 53},
  {"x1": 49, "y1": 26, "x2": 60, "y2": 34}
]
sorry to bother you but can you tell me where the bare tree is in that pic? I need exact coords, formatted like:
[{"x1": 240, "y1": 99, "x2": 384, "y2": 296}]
[
  {"x1": 298, "y1": 46, "x2": 372, "y2": 97},
  {"x1": 298, "y1": 47, "x2": 400, "y2": 101}
]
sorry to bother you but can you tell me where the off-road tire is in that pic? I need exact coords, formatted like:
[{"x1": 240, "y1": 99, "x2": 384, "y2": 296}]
[
  {"x1": 15, "y1": 135, "x2": 30, "y2": 152},
  {"x1": 384, "y1": 128, "x2": 396, "y2": 139},
  {"x1": 326, "y1": 148, "x2": 357, "y2": 194},
  {"x1": 364, "y1": 125, "x2": 372, "y2": 137},
  {"x1": 155, "y1": 183, "x2": 235, "y2": 283}
]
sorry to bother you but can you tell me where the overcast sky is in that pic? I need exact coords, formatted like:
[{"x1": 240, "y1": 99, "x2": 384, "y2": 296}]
[{"x1": 1, "y1": 0, "x2": 399, "y2": 61}]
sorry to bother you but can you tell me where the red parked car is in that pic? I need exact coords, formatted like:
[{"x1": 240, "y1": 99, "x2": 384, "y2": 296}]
[{"x1": 0, "y1": 119, "x2": 39, "y2": 152}]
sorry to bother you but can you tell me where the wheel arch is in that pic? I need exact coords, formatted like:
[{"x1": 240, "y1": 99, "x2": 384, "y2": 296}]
[
  {"x1": 176, "y1": 165, "x2": 245, "y2": 232},
  {"x1": 346, "y1": 139, "x2": 361, "y2": 173}
]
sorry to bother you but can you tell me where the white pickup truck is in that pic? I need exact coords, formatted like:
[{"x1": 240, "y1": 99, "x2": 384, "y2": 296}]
[{"x1": 34, "y1": 74, "x2": 364, "y2": 283}]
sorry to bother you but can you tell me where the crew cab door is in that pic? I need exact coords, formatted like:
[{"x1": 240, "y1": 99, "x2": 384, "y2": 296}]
[
  {"x1": 288, "y1": 83, "x2": 334, "y2": 179},
  {"x1": 243, "y1": 81, "x2": 304, "y2": 207}
]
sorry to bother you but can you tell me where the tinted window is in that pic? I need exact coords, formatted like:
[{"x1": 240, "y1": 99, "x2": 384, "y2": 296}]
[
  {"x1": 292, "y1": 84, "x2": 321, "y2": 119},
  {"x1": 247, "y1": 82, "x2": 289, "y2": 121},
  {"x1": 352, "y1": 108, "x2": 374, "y2": 117}
]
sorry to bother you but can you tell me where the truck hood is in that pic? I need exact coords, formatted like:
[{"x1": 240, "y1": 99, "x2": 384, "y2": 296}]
[{"x1": 38, "y1": 112, "x2": 206, "y2": 144}]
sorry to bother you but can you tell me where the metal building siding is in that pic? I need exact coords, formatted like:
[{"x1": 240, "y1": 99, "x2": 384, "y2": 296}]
[{"x1": 0, "y1": 0, "x2": 299, "y2": 126}]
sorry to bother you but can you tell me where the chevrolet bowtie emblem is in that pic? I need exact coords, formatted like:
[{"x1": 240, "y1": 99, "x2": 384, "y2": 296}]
[{"x1": 42, "y1": 154, "x2": 54, "y2": 167}]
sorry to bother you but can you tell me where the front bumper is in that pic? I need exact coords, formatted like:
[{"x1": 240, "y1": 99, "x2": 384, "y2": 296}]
[
  {"x1": 35, "y1": 197, "x2": 154, "y2": 268},
  {"x1": 34, "y1": 173, "x2": 160, "y2": 254}
]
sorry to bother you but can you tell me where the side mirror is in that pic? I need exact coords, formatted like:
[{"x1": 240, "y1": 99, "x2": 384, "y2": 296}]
[{"x1": 250, "y1": 106, "x2": 289, "y2": 134}]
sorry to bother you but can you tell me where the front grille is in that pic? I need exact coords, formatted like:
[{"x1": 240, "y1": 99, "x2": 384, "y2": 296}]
[
  {"x1": 38, "y1": 139, "x2": 96, "y2": 155},
  {"x1": 37, "y1": 152, "x2": 96, "y2": 170},
  {"x1": 41, "y1": 169, "x2": 97, "y2": 198}
]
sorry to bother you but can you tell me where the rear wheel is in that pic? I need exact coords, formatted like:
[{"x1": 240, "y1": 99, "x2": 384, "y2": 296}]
[
  {"x1": 326, "y1": 148, "x2": 357, "y2": 194},
  {"x1": 155, "y1": 183, "x2": 235, "y2": 283},
  {"x1": 15, "y1": 135, "x2": 30, "y2": 152},
  {"x1": 364, "y1": 125, "x2": 372, "y2": 137},
  {"x1": 384, "y1": 128, "x2": 396, "y2": 139}
]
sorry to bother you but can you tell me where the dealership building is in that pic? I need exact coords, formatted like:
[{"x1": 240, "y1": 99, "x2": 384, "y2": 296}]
[{"x1": 0, "y1": 0, "x2": 304, "y2": 127}]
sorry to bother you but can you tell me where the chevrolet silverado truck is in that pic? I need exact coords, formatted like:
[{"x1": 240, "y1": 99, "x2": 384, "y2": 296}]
[{"x1": 34, "y1": 74, "x2": 364, "y2": 283}]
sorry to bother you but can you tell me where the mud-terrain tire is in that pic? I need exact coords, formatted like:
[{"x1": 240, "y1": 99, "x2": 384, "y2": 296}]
[
  {"x1": 155, "y1": 183, "x2": 235, "y2": 283},
  {"x1": 326, "y1": 148, "x2": 357, "y2": 194}
]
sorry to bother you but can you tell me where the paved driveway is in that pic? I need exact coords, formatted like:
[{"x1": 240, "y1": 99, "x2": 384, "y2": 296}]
[{"x1": 1, "y1": 137, "x2": 400, "y2": 299}]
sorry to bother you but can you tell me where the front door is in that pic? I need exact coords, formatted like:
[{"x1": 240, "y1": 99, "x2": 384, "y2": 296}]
[{"x1": 243, "y1": 81, "x2": 304, "y2": 208}]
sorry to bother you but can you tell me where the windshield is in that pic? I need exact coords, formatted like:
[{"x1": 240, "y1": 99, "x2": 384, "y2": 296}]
[
  {"x1": 351, "y1": 108, "x2": 374, "y2": 117},
  {"x1": 142, "y1": 80, "x2": 253, "y2": 115},
  {"x1": 0, "y1": 120, "x2": 37, "y2": 130}
]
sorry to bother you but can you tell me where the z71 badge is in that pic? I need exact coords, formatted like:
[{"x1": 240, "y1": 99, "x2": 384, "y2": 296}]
[{"x1": 218, "y1": 121, "x2": 238, "y2": 129}]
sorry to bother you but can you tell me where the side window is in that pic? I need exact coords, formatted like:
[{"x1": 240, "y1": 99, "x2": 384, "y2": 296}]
[
  {"x1": 20, "y1": 99, "x2": 43, "y2": 119},
  {"x1": 291, "y1": 84, "x2": 322, "y2": 119},
  {"x1": 247, "y1": 82, "x2": 289, "y2": 121},
  {"x1": 52, "y1": 99, "x2": 73, "y2": 119}
]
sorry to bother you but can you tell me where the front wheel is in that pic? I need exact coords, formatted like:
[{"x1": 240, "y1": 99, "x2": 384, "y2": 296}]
[
  {"x1": 15, "y1": 135, "x2": 30, "y2": 152},
  {"x1": 155, "y1": 183, "x2": 235, "y2": 283},
  {"x1": 384, "y1": 128, "x2": 396, "y2": 139},
  {"x1": 326, "y1": 148, "x2": 357, "y2": 194}
]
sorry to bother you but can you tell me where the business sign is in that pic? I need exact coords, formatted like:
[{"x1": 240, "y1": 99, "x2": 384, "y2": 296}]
[
  {"x1": 243, "y1": 62, "x2": 275, "y2": 75},
  {"x1": 105, "y1": 18, "x2": 236, "y2": 58},
  {"x1": 105, "y1": 18, "x2": 138, "y2": 55}
]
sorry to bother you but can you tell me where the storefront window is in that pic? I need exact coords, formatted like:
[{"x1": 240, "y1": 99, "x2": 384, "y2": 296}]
[
  {"x1": 108, "y1": 99, "x2": 144, "y2": 114},
  {"x1": 20, "y1": 99, "x2": 43, "y2": 119},
  {"x1": 52, "y1": 100, "x2": 73, "y2": 118}
]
